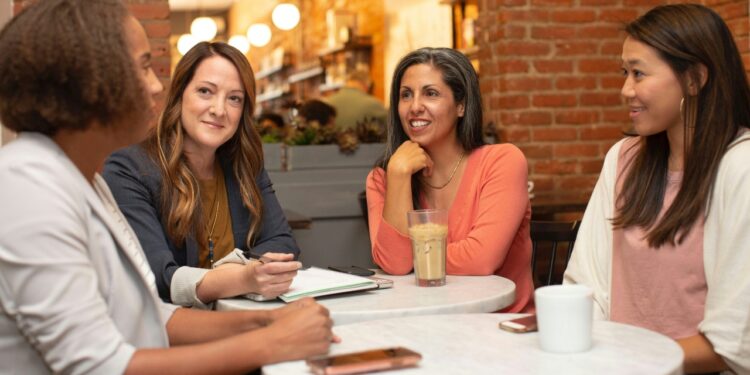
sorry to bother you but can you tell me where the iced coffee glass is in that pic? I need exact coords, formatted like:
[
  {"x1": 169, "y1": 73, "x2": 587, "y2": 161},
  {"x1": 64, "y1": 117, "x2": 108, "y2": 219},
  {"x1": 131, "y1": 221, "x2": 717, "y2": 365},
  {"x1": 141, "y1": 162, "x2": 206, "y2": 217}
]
[{"x1": 407, "y1": 209, "x2": 448, "y2": 287}]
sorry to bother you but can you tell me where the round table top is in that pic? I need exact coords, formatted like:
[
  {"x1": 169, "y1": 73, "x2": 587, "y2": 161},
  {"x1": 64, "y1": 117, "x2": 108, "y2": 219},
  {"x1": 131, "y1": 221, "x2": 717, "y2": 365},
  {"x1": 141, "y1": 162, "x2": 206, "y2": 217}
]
[
  {"x1": 263, "y1": 314, "x2": 684, "y2": 375},
  {"x1": 216, "y1": 273, "x2": 516, "y2": 325}
]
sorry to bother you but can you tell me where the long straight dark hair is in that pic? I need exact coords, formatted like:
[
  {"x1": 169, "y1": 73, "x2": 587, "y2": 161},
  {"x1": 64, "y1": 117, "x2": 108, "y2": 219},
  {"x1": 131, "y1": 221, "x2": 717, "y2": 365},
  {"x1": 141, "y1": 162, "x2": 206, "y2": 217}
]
[
  {"x1": 143, "y1": 42, "x2": 263, "y2": 250},
  {"x1": 613, "y1": 4, "x2": 750, "y2": 247},
  {"x1": 377, "y1": 47, "x2": 485, "y2": 208}
]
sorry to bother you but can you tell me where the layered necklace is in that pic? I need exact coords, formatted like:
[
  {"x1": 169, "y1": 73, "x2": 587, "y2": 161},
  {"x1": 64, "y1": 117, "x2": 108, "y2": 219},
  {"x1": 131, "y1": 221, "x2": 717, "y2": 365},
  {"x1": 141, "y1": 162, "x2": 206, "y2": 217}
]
[{"x1": 421, "y1": 152, "x2": 465, "y2": 190}]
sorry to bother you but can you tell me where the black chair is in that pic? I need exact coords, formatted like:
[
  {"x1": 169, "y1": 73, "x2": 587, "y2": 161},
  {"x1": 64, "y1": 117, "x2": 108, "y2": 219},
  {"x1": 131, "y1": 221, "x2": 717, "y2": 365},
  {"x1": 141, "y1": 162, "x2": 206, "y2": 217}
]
[
  {"x1": 358, "y1": 190, "x2": 368, "y2": 226},
  {"x1": 530, "y1": 220, "x2": 581, "y2": 287}
]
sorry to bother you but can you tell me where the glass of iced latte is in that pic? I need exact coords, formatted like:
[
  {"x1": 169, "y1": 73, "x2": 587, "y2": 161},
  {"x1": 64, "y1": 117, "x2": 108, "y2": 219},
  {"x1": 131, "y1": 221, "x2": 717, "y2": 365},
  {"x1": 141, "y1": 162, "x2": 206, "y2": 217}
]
[{"x1": 407, "y1": 209, "x2": 448, "y2": 287}]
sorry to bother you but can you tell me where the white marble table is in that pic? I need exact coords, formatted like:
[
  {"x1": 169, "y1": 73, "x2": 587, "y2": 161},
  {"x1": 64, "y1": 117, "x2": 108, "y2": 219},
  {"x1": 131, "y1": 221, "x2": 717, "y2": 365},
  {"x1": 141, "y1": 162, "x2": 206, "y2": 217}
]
[
  {"x1": 216, "y1": 273, "x2": 516, "y2": 325},
  {"x1": 263, "y1": 314, "x2": 684, "y2": 375}
]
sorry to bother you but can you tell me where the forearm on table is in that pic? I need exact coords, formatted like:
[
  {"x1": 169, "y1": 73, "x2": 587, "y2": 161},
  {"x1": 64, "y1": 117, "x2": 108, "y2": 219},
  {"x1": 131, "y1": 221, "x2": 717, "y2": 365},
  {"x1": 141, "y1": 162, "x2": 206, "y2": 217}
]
[
  {"x1": 677, "y1": 333, "x2": 728, "y2": 374},
  {"x1": 195, "y1": 264, "x2": 251, "y2": 303},
  {"x1": 382, "y1": 172, "x2": 413, "y2": 235},
  {"x1": 166, "y1": 308, "x2": 271, "y2": 345},
  {"x1": 127, "y1": 327, "x2": 277, "y2": 375}
]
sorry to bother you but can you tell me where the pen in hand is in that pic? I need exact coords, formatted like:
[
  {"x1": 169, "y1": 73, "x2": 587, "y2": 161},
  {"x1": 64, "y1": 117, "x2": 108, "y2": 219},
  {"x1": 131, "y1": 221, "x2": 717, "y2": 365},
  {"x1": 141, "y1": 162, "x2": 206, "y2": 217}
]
[{"x1": 244, "y1": 251, "x2": 308, "y2": 269}]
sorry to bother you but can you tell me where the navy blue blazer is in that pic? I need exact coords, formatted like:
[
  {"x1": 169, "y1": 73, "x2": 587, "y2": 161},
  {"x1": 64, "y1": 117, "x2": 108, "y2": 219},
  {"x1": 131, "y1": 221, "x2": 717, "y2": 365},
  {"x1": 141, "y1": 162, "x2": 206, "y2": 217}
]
[{"x1": 102, "y1": 145, "x2": 300, "y2": 302}]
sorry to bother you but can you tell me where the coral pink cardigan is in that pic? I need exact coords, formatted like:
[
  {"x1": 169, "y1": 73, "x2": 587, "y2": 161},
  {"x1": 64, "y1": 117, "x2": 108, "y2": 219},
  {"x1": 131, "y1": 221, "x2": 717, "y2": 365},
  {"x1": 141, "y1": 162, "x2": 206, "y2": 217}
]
[{"x1": 366, "y1": 144, "x2": 534, "y2": 312}]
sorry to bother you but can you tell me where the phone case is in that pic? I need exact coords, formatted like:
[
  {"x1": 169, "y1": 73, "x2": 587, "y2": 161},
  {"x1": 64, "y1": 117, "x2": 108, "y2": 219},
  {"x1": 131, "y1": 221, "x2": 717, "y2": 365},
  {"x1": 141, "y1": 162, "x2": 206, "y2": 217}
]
[
  {"x1": 498, "y1": 315, "x2": 538, "y2": 333},
  {"x1": 307, "y1": 347, "x2": 421, "y2": 375}
]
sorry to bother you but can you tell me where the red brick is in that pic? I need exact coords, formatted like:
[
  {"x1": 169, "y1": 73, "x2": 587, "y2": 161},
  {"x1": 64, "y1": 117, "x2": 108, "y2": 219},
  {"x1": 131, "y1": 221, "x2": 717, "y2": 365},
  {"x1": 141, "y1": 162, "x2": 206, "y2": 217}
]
[
  {"x1": 728, "y1": 17, "x2": 750, "y2": 36},
  {"x1": 716, "y1": 2, "x2": 748, "y2": 19},
  {"x1": 550, "y1": 10, "x2": 596, "y2": 23},
  {"x1": 555, "y1": 110, "x2": 599, "y2": 124},
  {"x1": 142, "y1": 20, "x2": 170, "y2": 38},
  {"x1": 736, "y1": 37, "x2": 749, "y2": 53},
  {"x1": 534, "y1": 60, "x2": 573, "y2": 73},
  {"x1": 580, "y1": 125, "x2": 625, "y2": 140},
  {"x1": 601, "y1": 75, "x2": 626, "y2": 89},
  {"x1": 623, "y1": 0, "x2": 667, "y2": 6},
  {"x1": 531, "y1": 0, "x2": 573, "y2": 5},
  {"x1": 601, "y1": 41, "x2": 624, "y2": 55},
  {"x1": 501, "y1": 111, "x2": 553, "y2": 126},
  {"x1": 500, "y1": 127, "x2": 532, "y2": 142},
  {"x1": 532, "y1": 26, "x2": 578, "y2": 40},
  {"x1": 556, "y1": 77, "x2": 597, "y2": 90},
  {"x1": 496, "y1": 60, "x2": 529, "y2": 74},
  {"x1": 495, "y1": 41, "x2": 551, "y2": 56},
  {"x1": 497, "y1": 10, "x2": 550, "y2": 23},
  {"x1": 519, "y1": 144, "x2": 553, "y2": 158},
  {"x1": 534, "y1": 160, "x2": 578, "y2": 174},
  {"x1": 149, "y1": 38, "x2": 170, "y2": 58},
  {"x1": 577, "y1": 25, "x2": 623, "y2": 39},
  {"x1": 581, "y1": 92, "x2": 623, "y2": 106},
  {"x1": 532, "y1": 94, "x2": 577, "y2": 107},
  {"x1": 498, "y1": 77, "x2": 553, "y2": 92},
  {"x1": 554, "y1": 143, "x2": 600, "y2": 158},
  {"x1": 127, "y1": 3, "x2": 170, "y2": 20},
  {"x1": 580, "y1": 0, "x2": 620, "y2": 5},
  {"x1": 495, "y1": 94, "x2": 531, "y2": 109},
  {"x1": 556, "y1": 42, "x2": 598, "y2": 56},
  {"x1": 498, "y1": 0, "x2": 527, "y2": 6},
  {"x1": 579, "y1": 59, "x2": 621, "y2": 74},
  {"x1": 600, "y1": 9, "x2": 640, "y2": 23},
  {"x1": 532, "y1": 127, "x2": 577, "y2": 141},
  {"x1": 602, "y1": 109, "x2": 630, "y2": 122},
  {"x1": 558, "y1": 175, "x2": 598, "y2": 190},
  {"x1": 581, "y1": 159, "x2": 604, "y2": 174},
  {"x1": 151, "y1": 56, "x2": 171, "y2": 78},
  {"x1": 494, "y1": 25, "x2": 527, "y2": 39},
  {"x1": 529, "y1": 176, "x2": 554, "y2": 192}
]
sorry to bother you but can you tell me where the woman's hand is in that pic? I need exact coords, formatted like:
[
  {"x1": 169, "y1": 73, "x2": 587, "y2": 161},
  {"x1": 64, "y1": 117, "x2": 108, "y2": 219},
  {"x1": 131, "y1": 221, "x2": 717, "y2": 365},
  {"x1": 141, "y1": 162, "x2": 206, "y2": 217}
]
[
  {"x1": 387, "y1": 141, "x2": 434, "y2": 178},
  {"x1": 265, "y1": 298, "x2": 336, "y2": 362},
  {"x1": 245, "y1": 252, "x2": 301, "y2": 298}
]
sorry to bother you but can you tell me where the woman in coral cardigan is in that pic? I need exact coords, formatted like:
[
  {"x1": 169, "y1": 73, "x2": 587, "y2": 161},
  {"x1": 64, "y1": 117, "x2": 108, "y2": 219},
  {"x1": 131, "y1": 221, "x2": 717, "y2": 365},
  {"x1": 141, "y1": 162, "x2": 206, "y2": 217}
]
[{"x1": 366, "y1": 48, "x2": 534, "y2": 312}]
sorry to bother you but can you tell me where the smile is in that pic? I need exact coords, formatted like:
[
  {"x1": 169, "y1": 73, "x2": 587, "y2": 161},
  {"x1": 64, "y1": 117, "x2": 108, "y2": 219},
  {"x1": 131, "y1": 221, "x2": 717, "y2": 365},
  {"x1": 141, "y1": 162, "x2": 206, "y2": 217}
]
[{"x1": 410, "y1": 120, "x2": 430, "y2": 128}]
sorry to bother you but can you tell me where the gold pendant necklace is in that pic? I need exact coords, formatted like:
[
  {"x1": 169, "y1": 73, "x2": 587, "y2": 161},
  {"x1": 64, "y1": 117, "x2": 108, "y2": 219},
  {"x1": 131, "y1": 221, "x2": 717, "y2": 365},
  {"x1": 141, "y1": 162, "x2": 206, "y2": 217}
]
[
  {"x1": 206, "y1": 171, "x2": 220, "y2": 265},
  {"x1": 422, "y1": 152, "x2": 465, "y2": 190}
]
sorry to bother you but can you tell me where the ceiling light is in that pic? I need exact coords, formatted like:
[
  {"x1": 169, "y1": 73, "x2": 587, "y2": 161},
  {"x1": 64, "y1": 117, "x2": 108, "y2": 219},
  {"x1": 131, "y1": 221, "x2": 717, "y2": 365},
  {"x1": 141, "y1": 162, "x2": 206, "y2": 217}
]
[
  {"x1": 191, "y1": 16, "x2": 218, "y2": 42},
  {"x1": 228, "y1": 35, "x2": 250, "y2": 54},
  {"x1": 177, "y1": 33, "x2": 199, "y2": 55},
  {"x1": 272, "y1": 3, "x2": 300, "y2": 31},
  {"x1": 247, "y1": 23, "x2": 272, "y2": 47}
]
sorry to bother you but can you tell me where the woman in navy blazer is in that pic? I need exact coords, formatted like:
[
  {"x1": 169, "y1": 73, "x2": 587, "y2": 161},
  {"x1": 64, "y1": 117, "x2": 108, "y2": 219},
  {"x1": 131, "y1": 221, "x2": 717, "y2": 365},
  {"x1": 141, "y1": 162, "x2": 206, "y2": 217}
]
[{"x1": 104, "y1": 42, "x2": 301, "y2": 307}]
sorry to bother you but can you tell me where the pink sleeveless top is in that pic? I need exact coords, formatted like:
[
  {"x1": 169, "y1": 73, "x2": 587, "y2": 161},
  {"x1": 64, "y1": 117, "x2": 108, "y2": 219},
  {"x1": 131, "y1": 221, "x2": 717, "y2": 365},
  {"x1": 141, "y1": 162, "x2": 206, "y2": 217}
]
[{"x1": 610, "y1": 139, "x2": 707, "y2": 339}]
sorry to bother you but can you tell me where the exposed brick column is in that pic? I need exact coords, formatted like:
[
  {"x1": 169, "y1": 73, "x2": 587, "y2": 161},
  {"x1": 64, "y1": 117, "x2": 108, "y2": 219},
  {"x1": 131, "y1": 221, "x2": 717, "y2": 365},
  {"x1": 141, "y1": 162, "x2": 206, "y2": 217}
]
[{"x1": 478, "y1": 0, "x2": 749, "y2": 202}]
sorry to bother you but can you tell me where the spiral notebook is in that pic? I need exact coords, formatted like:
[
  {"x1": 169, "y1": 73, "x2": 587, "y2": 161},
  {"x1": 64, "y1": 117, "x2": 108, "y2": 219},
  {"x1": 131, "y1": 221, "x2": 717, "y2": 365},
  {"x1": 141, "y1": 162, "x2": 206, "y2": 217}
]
[{"x1": 279, "y1": 266, "x2": 379, "y2": 303}]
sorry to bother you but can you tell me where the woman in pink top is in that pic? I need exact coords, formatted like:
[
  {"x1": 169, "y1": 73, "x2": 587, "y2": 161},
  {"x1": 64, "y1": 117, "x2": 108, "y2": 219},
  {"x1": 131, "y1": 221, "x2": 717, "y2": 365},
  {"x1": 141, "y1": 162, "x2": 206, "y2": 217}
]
[
  {"x1": 366, "y1": 48, "x2": 534, "y2": 313},
  {"x1": 564, "y1": 4, "x2": 750, "y2": 374}
]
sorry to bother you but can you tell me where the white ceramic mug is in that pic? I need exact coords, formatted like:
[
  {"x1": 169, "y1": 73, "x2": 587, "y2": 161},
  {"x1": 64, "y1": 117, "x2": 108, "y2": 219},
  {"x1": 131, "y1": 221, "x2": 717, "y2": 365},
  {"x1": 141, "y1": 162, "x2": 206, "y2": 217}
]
[{"x1": 535, "y1": 284, "x2": 593, "y2": 353}]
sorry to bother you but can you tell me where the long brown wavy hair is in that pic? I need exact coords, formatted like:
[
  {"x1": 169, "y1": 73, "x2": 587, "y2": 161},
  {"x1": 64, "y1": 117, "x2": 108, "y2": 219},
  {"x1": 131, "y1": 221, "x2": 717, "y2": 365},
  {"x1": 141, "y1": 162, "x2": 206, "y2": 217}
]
[
  {"x1": 143, "y1": 42, "x2": 263, "y2": 250},
  {"x1": 613, "y1": 4, "x2": 750, "y2": 247}
]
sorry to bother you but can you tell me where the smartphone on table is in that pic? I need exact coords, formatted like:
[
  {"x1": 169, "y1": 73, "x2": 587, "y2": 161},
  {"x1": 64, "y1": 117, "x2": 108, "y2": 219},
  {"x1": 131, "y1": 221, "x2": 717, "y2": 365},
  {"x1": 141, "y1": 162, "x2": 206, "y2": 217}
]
[
  {"x1": 498, "y1": 314, "x2": 538, "y2": 333},
  {"x1": 306, "y1": 347, "x2": 422, "y2": 375},
  {"x1": 328, "y1": 265, "x2": 375, "y2": 277}
]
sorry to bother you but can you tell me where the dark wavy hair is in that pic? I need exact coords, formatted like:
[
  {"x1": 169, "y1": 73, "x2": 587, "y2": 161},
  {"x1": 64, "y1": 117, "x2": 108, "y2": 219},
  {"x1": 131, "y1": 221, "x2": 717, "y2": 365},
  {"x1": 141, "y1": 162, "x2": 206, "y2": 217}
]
[
  {"x1": 143, "y1": 42, "x2": 263, "y2": 250},
  {"x1": 0, "y1": 0, "x2": 148, "y2": 135},
  {"x1": 613, "y1": 4, "x2": 750, "y2": 246},
  {"x1": 378, "y1": 47, "x2": 485, "y2": 208}
]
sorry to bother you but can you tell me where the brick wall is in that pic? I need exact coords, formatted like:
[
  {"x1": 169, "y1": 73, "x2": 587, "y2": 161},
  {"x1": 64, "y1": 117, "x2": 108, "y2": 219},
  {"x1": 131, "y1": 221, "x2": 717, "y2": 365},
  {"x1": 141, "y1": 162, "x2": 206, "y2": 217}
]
[{"x1": 478, "y1": 0, "x2": 750, "y2": 202}]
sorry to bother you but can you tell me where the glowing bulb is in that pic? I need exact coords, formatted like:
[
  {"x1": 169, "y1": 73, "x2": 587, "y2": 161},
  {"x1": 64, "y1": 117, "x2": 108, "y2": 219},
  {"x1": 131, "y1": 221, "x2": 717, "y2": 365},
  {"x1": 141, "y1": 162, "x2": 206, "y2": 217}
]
[
  {"x1": 190, "y1": 17, "x2": 217, "y2": 42},
  {"x1": 228, "y1": 35, "x2": 250, "y2": 54},
  {"x1": 247, "y1": 23, "x2": 272, "y2": 47},
  {"x1": 272, "y1": 3, "x2": 300, "y2": 31},
  {"x1": 177, "y1": 33, "x2": 199, "y2": 55}
]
